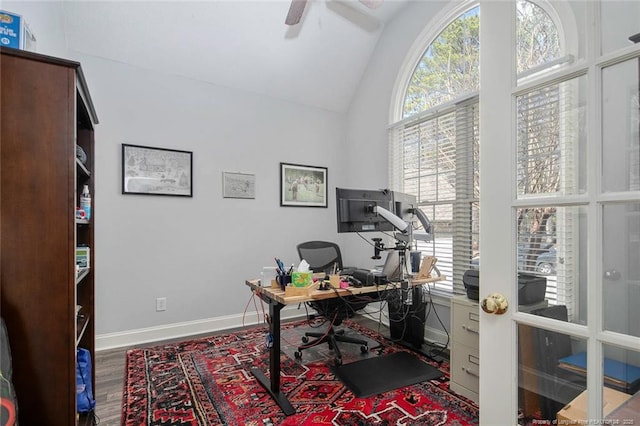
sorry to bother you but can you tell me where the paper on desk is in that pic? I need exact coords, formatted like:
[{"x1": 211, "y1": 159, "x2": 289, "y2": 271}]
[{"x1": 297, "y1": 259, "x2": 310, "y2": 272}]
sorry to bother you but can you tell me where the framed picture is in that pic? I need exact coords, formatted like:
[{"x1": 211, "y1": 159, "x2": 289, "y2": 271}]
[
  {"x1": 222, "y1": 172, "x2": 255, "y2": 199},
  {"x1": 122, "y1": 144, "x2": 193, "y2": 197},
  {"x1": 280, "y1": 162, "x2": 328, "y2": 207}
]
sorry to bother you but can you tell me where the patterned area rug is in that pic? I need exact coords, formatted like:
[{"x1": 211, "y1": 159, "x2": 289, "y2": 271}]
[{"x1": 122, "y1": 319, "x2": 479, "y2": 425}]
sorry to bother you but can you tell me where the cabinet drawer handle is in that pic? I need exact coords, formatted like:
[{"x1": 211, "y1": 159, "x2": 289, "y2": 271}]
[
  {"x1": 468, "y1": 354, "x2": 479, "y2": 366},
  {"x1": 461, "y1": 324, "x2": 479, "y2": 334},
  {"x1": 462, "y1": 367, "x2": 480, "y2": 377}
]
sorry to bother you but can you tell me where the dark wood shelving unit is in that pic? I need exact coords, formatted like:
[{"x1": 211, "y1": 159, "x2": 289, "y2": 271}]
[{"x1": 1, "y1": 46, "x2": 98, "y2": 425}]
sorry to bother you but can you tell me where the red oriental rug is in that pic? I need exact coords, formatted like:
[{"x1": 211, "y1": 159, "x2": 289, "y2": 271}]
[{"x1": 121, "y1": 319, "x2": 479, "y2": 425}]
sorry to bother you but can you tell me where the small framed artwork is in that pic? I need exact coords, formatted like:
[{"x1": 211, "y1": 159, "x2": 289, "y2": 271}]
[
  {"x1": 222, "y1": 172, "x2": 256, "y2": 199},
  {"x1": 280, "y1": 162, "x2": 328, "y2": 207},
  {"x1": 122, "y1": 144, "x2": 193, "y2": 197}
]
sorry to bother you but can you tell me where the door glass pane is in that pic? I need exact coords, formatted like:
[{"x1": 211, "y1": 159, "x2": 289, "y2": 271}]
[
  {"x1": 516, "y1": 76, "x2": 587, "y2": 197},
  {"x1": 602, "y1": 345, "x2": 640, "y2": 422},
  {"x1": 516, "y1": 0, "x2": 561, "y2": 79},
  {"x1": 602, "y1": 58, "x2": 640, "y2": 193},
  {"x1": 518, "y1": 324, "x2": 586, "y2": 423},
  {"x1": 602, "y1": 203, "x2": 640, "y2": 338},
  {"x1": 601, "y1": 1, "x2": 640, "y2": 56},
  {"x1": 516, "y1": 205, "x2": 587, "y2": 323}
]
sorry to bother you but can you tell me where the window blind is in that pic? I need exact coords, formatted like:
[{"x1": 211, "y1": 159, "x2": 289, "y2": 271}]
[
  {"x1": 515, "y1": 76, "x2": 584, "y2": 314},
  {"x1": 389, "y1": 95, "x2": 479, "y2": 295}
]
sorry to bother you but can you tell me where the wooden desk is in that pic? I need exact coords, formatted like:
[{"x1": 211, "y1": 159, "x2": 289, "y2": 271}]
[{"x1": 245, "y1": 276, "x2": 444, "y2": 415}]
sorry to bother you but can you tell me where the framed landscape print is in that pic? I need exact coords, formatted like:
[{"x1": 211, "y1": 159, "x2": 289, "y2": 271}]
[
  {"x1": 122, "y1": 144, "x2": 193, "y2": 197},
  {"x1": 222, "y1": 172, "x2": 255, "y2": 199},
  {"x1": 280, "y1": 162, "x2": 327, "y2": 207}
]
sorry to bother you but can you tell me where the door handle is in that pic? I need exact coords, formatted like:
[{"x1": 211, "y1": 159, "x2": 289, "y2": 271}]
[{"x1": 481, "y1": 293, "x2": 508, "y2": 315}]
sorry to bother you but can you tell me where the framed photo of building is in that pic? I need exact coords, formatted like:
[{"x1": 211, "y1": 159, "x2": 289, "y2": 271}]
[
  {"x1": 222, "y1": 172, "x2": 255, "y2": 199},
  {"x1": 122, "y1": 144, "x2": 193, "y2": 197},
  {"x1": 280, "y1": 162, "x2": 327, "y2": 207}
]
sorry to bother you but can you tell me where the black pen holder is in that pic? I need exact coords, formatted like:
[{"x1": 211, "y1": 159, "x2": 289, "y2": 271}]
[{"x1": 276, "y1": 274, "x2": 291, "y2": 290}]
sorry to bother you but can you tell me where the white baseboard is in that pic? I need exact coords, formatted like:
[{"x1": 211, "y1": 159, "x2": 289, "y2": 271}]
[
  {"x1": 97, "y1": 298, "x2": 452, "y2": 352},
  {"x1": 95, "y1": 306, "x2": 305, "y2": 351}
]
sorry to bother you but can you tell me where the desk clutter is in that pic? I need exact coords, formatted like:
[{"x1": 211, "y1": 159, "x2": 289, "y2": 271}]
[
  {"x1": 266, "y1": 257, "x2": 376, "y2": 296},
  {"x1": 263, "y1": 255, "x2": 442, "y2": 297},
  {"x1": 269, "y1": 272, "x2": 364, "y2": 297}
]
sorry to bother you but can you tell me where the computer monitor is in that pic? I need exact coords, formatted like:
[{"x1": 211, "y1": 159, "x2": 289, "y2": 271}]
[
  {"x1": 390, "y1": 190, "x2": 416, "y2": 222},
  {"x1": 392, "y1": 190, "x2": 432, "y2": 236},
  {"x1": 335, "y1": 187, "x2": 396, "y2": 233},
  {"x1": 336, "y1": 187, "x2": 432, "y2": 240}
]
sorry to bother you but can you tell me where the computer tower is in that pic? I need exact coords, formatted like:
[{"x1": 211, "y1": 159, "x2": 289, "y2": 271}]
[{"x1": 388, "y1": 286, "x2": 426, "y2": 349}]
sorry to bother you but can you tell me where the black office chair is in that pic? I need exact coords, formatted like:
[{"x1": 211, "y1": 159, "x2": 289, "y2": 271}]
[
  {"x1": 294, "y1": 241, "x2": 368, "y2": 366},
  {"x1": 296, "y1": 241, "x2": 349, "y2": 275}
]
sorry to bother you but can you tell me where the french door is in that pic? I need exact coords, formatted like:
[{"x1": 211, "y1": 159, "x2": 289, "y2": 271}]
[{"x1": 479, "y1": 1, "x2": 640, "y2": 424}]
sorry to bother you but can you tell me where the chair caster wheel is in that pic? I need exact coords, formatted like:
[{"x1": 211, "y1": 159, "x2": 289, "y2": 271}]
[
  {"x1": 301, "y1": 336, "x2": 309, "y2": 344},
  {"x1": 294, "y1": 351, "x2": 302, "y2": 359},
  {"x1": 360, "y1": 345, "x2": 369, "y2": 353}
]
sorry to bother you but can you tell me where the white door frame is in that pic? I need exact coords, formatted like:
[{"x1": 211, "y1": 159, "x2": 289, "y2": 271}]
[
  {"x1": 479, "y1": 2, "x2": 519, "y2": 423},
  {"x1": 479, "y1": 1, "x2": 640, "y2": 424}
]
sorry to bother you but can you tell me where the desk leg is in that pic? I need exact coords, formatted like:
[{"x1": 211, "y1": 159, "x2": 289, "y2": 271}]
[{"x1": 250, "y1": 300, "x2": 296, "y2": 416}]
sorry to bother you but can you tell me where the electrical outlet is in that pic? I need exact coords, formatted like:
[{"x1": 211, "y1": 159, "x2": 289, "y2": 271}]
[{"x1": 156, "y1": 297, "x2": 167, "y2": 312}]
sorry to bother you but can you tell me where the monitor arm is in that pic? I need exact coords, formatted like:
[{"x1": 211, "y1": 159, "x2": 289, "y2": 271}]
[
  {"x1": 409, "y1": 207, "x2": 431, "y2": 234},
  {"x1": 409, "y1": 207, "x2": 432, "y2": 243},
  {"x1": 371, "y1": 205, "x2": 409, "y2": 233}
]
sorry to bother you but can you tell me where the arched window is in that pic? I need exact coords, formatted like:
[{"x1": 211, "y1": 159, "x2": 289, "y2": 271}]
[
  {"x1": 402, "y1": 6, "x2": 479, "y2": 118},
  {"x1": 390, "y1": 0, "x2": 563, "y2": 294}
]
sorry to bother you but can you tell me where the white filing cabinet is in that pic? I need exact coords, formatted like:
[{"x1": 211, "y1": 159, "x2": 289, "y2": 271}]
[
  {"x1": 449, "y1": 295, "x2": 549, "y2": 405},
  {"x1": 450, "y1": 295, "x2": 480, "y2": 403}
]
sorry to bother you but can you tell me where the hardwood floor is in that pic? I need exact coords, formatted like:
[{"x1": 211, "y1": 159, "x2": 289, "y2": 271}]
[
  {"x1": 93, "y1": 347, "x2": 128, "y2": 425},
  {"x1": 91, "y1": 315, "x2": 445, "y2": 425},
  {"x1": 92, "y1": 324, "x2": 259, "y2": 425}
]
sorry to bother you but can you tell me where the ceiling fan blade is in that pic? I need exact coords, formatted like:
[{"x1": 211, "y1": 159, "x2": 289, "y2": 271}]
[
  {"x1": 285, "y1": 0, "x2": 308, "y2": 25},
  {"x1": 358, "y1": 0, "x2": 383, "y2": 9}
]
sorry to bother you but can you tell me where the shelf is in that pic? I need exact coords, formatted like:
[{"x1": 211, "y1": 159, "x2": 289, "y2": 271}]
[
  {"x1": 76, "y1": 267, "x2": 90, "y2": 285},
  {"x1": 76, "y1": 158, "x2": 91, "y2": 178},
  {"x1": 76, "y1": 218, "x2": 90, "y2": 225},
  {"x1": 2, "y1": 46, "x2": 98, "y2": 425},
  {"x1": 76, "y1": 313, "x2": 90, "y2": 345}
]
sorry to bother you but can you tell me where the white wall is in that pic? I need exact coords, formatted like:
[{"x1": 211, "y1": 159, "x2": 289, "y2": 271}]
[
  {"x1": 83, "y1": 0, "x2": 451, "y2": 345},
  {"x1": 5, "y1": 0, "x2": 454, "y2": 347},
  {"x1": 343, "y1": 0, "x2": 449, "y2": 268},
  {"x1": 76, "y1": 53, "x2": 358, "y2": 338}
]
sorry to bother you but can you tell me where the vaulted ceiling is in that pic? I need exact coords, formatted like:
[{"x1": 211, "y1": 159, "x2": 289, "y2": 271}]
[{"x1": 61, "y1": 1, "x2": 409, "y2": 112}]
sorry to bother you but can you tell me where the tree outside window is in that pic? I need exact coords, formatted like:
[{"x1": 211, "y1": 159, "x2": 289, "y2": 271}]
[{"x1": 392, "y1": 0, "x2": 563, "y2": 293}]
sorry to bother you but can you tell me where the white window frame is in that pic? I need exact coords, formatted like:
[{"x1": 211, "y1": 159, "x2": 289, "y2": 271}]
[{"x1": 389, "y1": 0, "x2": 572, "y2": 300}]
